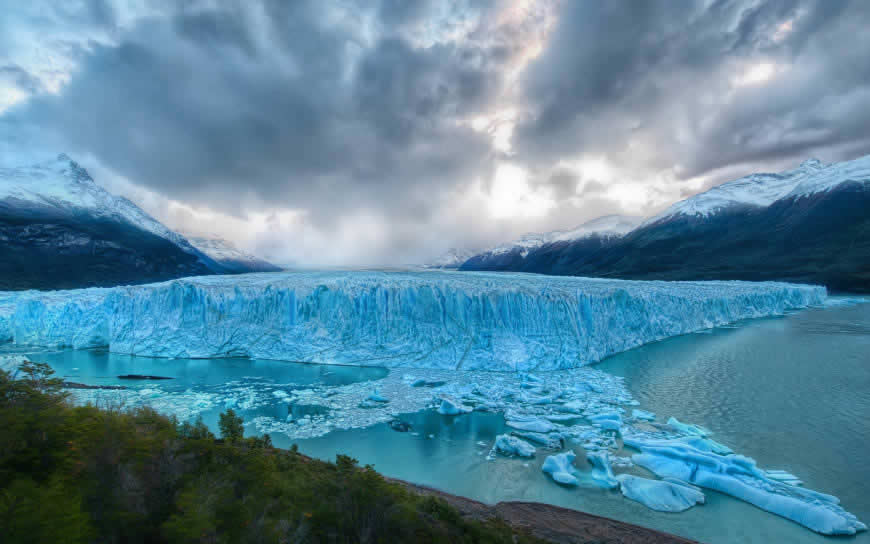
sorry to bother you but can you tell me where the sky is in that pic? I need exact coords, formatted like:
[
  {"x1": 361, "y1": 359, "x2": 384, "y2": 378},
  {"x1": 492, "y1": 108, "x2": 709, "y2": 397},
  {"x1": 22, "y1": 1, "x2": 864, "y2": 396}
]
[{"x1": 1, "y1": 0, "x2": 869, "y2": 266}]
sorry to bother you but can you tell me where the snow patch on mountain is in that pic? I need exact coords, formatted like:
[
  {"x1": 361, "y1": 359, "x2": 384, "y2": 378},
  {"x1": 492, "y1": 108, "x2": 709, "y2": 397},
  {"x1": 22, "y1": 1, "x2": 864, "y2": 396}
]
[
  {"x1": 185, "y1": 235, "x2": 280, "y2": 272},
  {"x1": 648, "y1": 154, "x2": 870, "y2": 225},
  {"x1": 785, "y1": 154, "x2": 870, "y2": 200},
  {"x1": 485, "y1": 215, "x2": 642, "y2": 258},
  {"x1": 0, "y1": 154, "x2": 206, "y2": 260},
  {"x1": 423, "y1": 248, "x2": 477, "y2": 269},
  {"x1": 549, "y1": 215, "x2": 643, "y2": 242}
]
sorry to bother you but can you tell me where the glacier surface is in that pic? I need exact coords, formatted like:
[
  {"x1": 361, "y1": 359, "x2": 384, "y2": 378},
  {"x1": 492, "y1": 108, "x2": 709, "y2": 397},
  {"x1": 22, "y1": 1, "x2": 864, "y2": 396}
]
[{"x1": 0, "y1": 270, "x2": 825, "y2": 371}]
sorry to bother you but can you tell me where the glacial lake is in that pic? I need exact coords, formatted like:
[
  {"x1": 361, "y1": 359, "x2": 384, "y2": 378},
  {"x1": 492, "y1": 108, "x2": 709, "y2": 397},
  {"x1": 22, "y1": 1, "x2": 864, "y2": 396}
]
[{"x1": 10, "y1": 298, "x2": 869, "y2": 544}]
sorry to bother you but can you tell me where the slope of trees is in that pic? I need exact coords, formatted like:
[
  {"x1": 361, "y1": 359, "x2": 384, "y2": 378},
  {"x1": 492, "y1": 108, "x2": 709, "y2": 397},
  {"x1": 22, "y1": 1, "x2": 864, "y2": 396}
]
[{"x1": 0, "y1": 361, "x2": 544, "y2": 544}]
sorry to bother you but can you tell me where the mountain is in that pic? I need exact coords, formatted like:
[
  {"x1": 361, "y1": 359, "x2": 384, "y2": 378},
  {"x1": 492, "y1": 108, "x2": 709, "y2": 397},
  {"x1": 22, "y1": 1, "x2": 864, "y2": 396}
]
[
  {"x1": 645, "y1": 158, "x2": 827, "y2": 224},
  {"x1": 461, "y1": 215, "x2": 642, "y2": 271},
  {"x1": 462, "y1": 155, "x2": 870, "y2": 293},
  {"x1": 185, "y1": 235, "x2": 281, "y2": 273},
  {"x1": 0, "y1": 154, "x2": 222, "y2": 290},
  {"x1": 422, "y1": 247, "x2": 477, "y2": 269}
]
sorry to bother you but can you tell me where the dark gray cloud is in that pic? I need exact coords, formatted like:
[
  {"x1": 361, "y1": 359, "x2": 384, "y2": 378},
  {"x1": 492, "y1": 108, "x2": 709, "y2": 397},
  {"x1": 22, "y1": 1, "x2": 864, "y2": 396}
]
[
  {"x1": 514, "y1": 0, "x2": 870, "y2": 180},
  {"x1": 3, "y1": 0, "x2": 870, "y2": 264},
  {"x1": 9, "y1": 0, "x2": 506, "y2": 226}
]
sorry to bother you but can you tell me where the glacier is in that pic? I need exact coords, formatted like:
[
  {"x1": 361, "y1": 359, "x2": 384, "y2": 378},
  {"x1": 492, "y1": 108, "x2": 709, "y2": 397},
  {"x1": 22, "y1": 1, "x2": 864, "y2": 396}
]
[{"x1": 0, "y1": 270, "x2": 825, "y2": 371}]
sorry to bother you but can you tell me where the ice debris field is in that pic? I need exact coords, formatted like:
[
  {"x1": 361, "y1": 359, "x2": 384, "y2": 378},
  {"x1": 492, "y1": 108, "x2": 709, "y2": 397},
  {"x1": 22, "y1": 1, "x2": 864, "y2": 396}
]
[{"x1": 1, "y1": 271, "x2": 864, "y2": 535}]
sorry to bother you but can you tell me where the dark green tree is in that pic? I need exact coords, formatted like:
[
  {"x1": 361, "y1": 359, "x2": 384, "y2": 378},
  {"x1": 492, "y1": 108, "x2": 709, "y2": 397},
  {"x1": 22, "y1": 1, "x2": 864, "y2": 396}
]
[{"x1": 218, "y1": 408, "x2": 244, "y2": 442}]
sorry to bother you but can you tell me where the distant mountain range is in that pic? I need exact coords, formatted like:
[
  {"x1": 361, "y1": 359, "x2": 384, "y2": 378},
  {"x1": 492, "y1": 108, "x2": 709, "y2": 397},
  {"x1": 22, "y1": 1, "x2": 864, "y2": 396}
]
[
  {"x1": 0, "y1": 154, "x2": 278, "y2": 290},
  {"x1": 461, "y1": 215, "x2": 642, "y2": 271},
  {"x1": 461, "y1": 155, "x2": 870, "y2": 293},
  {"x1": 185, "y1": 235, "x2": 281, "y2": 273},
  {"x1": 422, "y1": 247, "x2": 478, "y2": 269}
]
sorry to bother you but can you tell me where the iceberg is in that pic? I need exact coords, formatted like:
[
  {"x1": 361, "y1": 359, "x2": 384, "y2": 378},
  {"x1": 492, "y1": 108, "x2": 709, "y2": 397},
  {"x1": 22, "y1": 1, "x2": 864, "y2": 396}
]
[
  {"x1": 366, "y1": 389, "x2": 389, "y2": 403},
  {"x1": 631, "y1": 409, "x2": 656, "y2": 421},
  {"x1": 542, "y1": 451, "x2": 580, "y2": 486},
  {"x1": 0, "y1": 270, "x2": 824, "y2": 371},
  {"x1": 667, "y1": 417, "x2": 711, "y2": 437},
  {"x1": 617, "y1": 475, "x2": 705, "y2": 512},
  {"x1": 505, "y1": 416, "x2": 557, "y2": 433},
  {"x1": 586, "y1": 451, "x2": 619, "y2": 489},
  {"x1": 437, "y1": 396, "x2": 471, "y2": 415},
  {"x1": 494, "y1": 434, "x2": 536, "y2": 458},
  {"x1": 624, "y1": 435, "x2": 866, "y2": 535},
  {"x1": 588, "y1": 412, "x2": 622, "y2": 432}
]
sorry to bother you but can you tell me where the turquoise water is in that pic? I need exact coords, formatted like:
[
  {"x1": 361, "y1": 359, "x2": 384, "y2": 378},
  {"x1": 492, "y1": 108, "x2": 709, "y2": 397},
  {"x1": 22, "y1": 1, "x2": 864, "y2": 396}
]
[{"x1": 13, "y1": 300, "x2": 870, "y2": 544}]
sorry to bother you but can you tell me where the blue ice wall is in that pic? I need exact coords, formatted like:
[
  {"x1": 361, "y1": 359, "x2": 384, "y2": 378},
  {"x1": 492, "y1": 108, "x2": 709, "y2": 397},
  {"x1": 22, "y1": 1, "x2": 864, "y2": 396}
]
[{"x1": 0, "y1": 271, "x2": 825, "y2": 371}]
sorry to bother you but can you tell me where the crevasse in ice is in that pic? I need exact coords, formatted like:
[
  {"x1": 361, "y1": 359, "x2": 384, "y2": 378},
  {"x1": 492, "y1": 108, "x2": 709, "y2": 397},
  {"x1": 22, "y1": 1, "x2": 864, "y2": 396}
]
[{"x1": 0, "y1": 270, "x2": 825, "y2": 371}]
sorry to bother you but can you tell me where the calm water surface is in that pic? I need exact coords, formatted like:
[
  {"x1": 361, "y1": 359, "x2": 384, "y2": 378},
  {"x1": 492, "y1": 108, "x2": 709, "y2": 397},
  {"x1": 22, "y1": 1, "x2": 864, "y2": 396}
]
[
  {"x1": 299, "y1": 300, "x2": 870, "y2": 544},
  {"x1": 19, "y1": 300, "x2": 870, "y2": 544}
]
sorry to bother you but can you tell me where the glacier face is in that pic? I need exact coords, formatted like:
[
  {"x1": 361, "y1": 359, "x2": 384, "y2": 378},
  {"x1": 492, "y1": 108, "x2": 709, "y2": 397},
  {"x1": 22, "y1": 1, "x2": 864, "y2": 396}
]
[{"x1": 0, "y1": 271, "x2": 825, "y2": 371}]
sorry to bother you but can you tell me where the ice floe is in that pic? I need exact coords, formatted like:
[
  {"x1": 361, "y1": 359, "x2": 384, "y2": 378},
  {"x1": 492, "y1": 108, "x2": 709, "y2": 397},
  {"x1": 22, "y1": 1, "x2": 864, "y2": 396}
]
[
  {"x1": 542, "y1": 451, "x2": 580, "y2": 485},
  {"x1": 631, "y1": 409, "x2": 656, "y2": 421},
  {"x1": 617, "y1": 475, "x2": 705, "y2": 512},
  {"x1": 437, "y1": 396, "x2": 471, "y2": 415},
  {"x1": 624, "y1": 433, "x2": 867, "y2": 535},
  {"x1": 494, "y1": 434, "x2": 536, "y2": 458}
]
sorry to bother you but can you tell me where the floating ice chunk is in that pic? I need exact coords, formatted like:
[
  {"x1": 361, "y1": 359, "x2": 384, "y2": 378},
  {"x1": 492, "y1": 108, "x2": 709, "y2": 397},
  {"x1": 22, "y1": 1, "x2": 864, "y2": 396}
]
[
  {"x1": 586, "y1": 451, "x2": 619, "y2": 489},
  {"x1": 573, "y1": 382, "x2": 602, "y2": 394},
  {"x1": 617, "y1": 474, "x2": 705, "y2": 512},
  {"x1": 611, "y1": 456, "x2": 633, "y2": 468},
  {"x1": 626, "y1": 437, "x2": 866, "y2": 535},
  {"x1": 512, "y1": 431, "x2": 563, "y2": 448},
  {"x1": 667, "y1": 417, "x2": 711, "y2": 437},
  {"x1": 437, "y1": 396, "x2": 471, "y2": 415},
  {"x1": 588, "y1": 412, "x2": 622, "y2": 432},
  {"x1": 625, "y1": 435, "x2": 732, "y2": 455},
  {"x1": 367, "y1": 389, "x2": 389, "y2": 403},
  {"x1": 544, "y1": 414, "x2": 581, "y2": 422},
  {"x1": 272, "y1": 390, "x2": 290, "y2": 400},
  {"x1": 505, "y1": 417, "x2": 556, "y2": 433},
  {"x1": 494, "y1": 434, "x2": 536, "y2": 458},
  {"x1": 561, "y1": 400, "x2": 586, "y2": 412},
  {"x1": 632, "y1": 409, "x2": 656, "y2": 421},
  {"x1": 765, "y1": 469, "x2": 803, "y2": 486},
  {"x1": 542, "y1": 451, "x2": 580, "y2": 486}
]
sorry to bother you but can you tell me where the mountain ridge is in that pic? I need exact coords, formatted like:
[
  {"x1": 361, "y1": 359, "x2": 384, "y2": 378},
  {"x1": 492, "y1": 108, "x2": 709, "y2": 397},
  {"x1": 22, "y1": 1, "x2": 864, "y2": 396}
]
[
  {"x1": 461, "y1": 155, "x2": 870, "y2": 292},
  {"x1": 0, "y1": 154, "x2": 269, "y2": 290}
]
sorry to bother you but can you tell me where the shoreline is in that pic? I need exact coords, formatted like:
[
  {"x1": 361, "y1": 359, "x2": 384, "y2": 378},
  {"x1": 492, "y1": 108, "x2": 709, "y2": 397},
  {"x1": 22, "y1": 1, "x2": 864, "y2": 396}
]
[{"x1": 391, "y1": 477, "x2": 699, "y2": 544}]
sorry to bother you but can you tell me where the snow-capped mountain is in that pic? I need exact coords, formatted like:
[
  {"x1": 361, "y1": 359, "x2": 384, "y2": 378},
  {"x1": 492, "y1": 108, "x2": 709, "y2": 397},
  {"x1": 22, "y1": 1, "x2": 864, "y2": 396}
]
[
  {"x1": 185, "y1": 235, "x2": 281, "y2": 273},
  {"x1": 549, "y1": 214, "x2": 643, "y2": 241},
  {"x1": 0, "y1": 154, "x2": 222, "y2": 290},
  {"x1": 464, "y1": 155, "x2": 870, "y2": 292},
  {"x1": 646, "y1": 158, "x2": 828, "y2": 224},
  {"x1": 461, "y1": 215, "x2": 641, "y2": 271},
  {"x1": 0, "y1": 154, "x2": 212, "y2": 260},
  {"x1": 422, "y1": 247, "x2": 477, "y2": 269}
]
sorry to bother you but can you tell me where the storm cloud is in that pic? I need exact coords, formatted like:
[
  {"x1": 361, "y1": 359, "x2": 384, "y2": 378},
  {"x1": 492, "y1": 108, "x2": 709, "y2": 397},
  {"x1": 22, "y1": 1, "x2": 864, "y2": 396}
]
[{"x1": 2, "y1": 0, "x2": 870, "y2": 265}]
